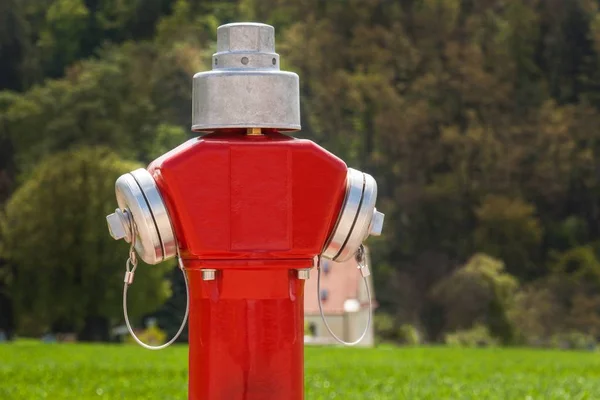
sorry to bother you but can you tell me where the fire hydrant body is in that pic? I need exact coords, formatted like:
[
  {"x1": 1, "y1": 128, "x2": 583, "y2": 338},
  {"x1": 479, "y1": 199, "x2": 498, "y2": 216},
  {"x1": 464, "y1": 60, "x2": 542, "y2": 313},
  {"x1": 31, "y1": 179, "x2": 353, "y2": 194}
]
[
  {"x1": 106, "y1": 22, "x2": 384, "y2": 400},
  {"x1": 148, "y1": 132, "x2": 347, "y2": 399}
]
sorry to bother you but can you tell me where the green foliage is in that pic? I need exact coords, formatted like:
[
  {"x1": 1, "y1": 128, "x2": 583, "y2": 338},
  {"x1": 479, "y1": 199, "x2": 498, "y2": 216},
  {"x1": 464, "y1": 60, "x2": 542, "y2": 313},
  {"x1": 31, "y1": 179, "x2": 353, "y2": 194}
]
[
  {"x1": 510, "y1": 255, "x2": 600, "y2": 346},
  {"x1": 94, "y1": 0, "x2": 138, "y2": 32},
  {"x1": 547, "y1": 216, "x2": 590, "y2": 251},
  {"x1": 147, "y1": 124, "x2": 189, "y2": 161},
  {"x1": 552, "y1": 245, "x2": 600, "y2": 284},
  {"x1": 38, "y1": 0, "x2": 89, "y2": 75},
  {"x1": 373, "y1": 312, "x2": 396, "y2": 343},
  {"x1": 2, "y1": 0, "x2": 600, "y2": 344},
  {"x1": 0, "y1": 0, "x2": 32, "y2": 91},
  {"x1": 375, "y1": 315, "x2": 421, "y2": 345},
  {"x1": 567, "y1": 292, "x2": 600, "y2": 338},
  {"x1": 1, "y1": 147, "x2": 171, "y2": 336},
  {"x1": 508, "y1": 282, "x2": 566, "y2": 346},
  {"x1": 1, "y1": 41, "x2": 198, "y2": 173},
  {"x1": 154, "y1": 0, "x2": 219, "y2": 48},
  {"x1": 4, "y1": 343, "x2": 600, "y2": 398},
  {"x1": 474, "y1": 196, "x2": 542, "y2": 279},
  {"x1": 397, "y1": 324, "x2": 420, "y2": 346},
  {"x1": 125, "y1": 323, "x2": 167, "y2": 346},
  {"x1": 431, "y1": 254, "x2": 518, "y2": 343},
  {"x1": 445, "y1": 324, "x2": 498, "y2": 348},
  {"x1": 550, "y1": 332, "x2": 597, "y2": 351}
]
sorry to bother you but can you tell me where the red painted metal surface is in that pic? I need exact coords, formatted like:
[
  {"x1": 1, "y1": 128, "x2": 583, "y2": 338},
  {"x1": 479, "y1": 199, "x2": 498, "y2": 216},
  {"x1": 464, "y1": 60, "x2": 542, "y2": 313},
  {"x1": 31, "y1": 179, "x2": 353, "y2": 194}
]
[
  {"x1": 148, "y1": 131, "x2": 348, "y2": 400},
  {"x1": 187, "y1": 268, "x2": 305, "y2": 400}
]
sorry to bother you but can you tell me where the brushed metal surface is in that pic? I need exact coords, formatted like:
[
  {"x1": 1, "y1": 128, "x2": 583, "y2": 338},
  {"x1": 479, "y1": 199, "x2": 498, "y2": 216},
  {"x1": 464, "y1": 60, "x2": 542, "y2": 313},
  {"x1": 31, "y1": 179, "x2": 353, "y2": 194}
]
[{"x1": 192, "y1": 23, "x2": 300, "y2": 132}]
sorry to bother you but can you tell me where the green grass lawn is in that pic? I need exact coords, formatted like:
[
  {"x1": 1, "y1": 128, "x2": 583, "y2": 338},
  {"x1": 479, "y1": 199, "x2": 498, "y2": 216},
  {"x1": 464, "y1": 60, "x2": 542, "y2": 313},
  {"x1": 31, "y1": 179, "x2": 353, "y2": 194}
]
[{"x1": 1, "y1": 342, "x2": 600, "y2": 399}]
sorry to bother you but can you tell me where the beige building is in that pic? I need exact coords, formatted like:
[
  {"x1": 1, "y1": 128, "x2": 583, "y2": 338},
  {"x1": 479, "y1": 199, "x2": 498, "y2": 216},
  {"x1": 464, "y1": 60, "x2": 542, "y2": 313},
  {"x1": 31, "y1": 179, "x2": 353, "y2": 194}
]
[{"x1": 304, "y1": 248, "x2": 376, "y2": 347}]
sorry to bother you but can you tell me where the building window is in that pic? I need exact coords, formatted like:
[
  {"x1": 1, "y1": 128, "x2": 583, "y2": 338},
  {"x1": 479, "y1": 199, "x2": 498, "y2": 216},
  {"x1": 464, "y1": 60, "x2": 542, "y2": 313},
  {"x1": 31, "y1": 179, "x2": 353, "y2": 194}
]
[
  {"x1": 309, "y1": 322, "x2": 317, "y2": 336},
  {"x1": 320, "y1": 289, "x2": 329, "y2": 302},
  {"x1": 322, "y1": 260, "x2": 331, "y2": 275}
]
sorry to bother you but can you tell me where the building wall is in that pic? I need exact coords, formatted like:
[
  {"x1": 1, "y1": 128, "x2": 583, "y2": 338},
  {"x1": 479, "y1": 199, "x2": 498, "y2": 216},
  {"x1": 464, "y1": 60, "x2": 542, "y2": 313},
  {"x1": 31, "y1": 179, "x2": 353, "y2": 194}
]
[
  {"x1": 303, "y1": 246, "x2": 376, "y2": 348},
  {"x1": 305, "y1": 311, "x2": 374, "y2": 347},
  {"x1": 305, "y1": 314, "x2": 343, "y2": 344},
  {"x1": 347, "y1": 308, "x2": 374, "y2": 347},
  {"x1": 354, "y1": 272, "x2": 375, "y2": 347}
]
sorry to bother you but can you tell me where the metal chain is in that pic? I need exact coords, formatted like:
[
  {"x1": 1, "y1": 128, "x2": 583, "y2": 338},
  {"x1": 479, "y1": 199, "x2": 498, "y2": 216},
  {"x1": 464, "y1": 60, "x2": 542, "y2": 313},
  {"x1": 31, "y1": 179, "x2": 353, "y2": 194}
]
[
  {"x1": 122, "y1": 212, "x2": 190, "y2": 350},
  {"x1": 316, "y1": 244, "x2": 373, "y2": 346}
]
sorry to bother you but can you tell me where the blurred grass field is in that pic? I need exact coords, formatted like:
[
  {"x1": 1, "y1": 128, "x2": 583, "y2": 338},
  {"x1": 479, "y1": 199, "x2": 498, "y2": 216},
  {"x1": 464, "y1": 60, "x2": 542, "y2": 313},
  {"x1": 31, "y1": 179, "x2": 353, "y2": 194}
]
[{"x1": 1, "y1": 342, "x2": 600, "y2": 399}]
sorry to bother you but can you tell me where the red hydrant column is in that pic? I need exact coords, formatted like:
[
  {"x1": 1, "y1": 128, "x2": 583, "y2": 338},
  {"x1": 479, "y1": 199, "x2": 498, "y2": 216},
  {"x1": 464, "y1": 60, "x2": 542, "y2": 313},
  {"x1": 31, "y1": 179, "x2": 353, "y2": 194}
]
[
  {"x1": 106, "y1": 22, "x2": 384, "y2": 400},
  {"x1": 147, "y1": 132, "x2": 349, "y2": 400},
  {"x1": 188, "y1": 269, "x2": 305, "y2": 399}
]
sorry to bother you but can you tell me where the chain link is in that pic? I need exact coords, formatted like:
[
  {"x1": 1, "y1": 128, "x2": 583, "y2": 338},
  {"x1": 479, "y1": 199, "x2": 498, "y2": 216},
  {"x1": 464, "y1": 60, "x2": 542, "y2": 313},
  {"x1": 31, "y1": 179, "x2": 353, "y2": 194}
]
[
  {"x1": 123, "y1": 212, "x2": 138, "y2": 285},
  {"x1": 355, "y1": 244, "x2": 370, "y2": 277}
]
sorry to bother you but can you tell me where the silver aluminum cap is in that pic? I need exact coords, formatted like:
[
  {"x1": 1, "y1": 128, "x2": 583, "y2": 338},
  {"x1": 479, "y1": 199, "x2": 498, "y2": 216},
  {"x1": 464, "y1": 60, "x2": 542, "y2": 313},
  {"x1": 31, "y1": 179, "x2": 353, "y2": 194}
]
[
  {"x1": 107, "y1": 168, "x2": 176, "y2": 265},
  {"x1": 322, "y1": 168, "x2": 385, "y2": 262},
  {"x1": 192, "y1": 22, "x2": 301, "y2": 132}
]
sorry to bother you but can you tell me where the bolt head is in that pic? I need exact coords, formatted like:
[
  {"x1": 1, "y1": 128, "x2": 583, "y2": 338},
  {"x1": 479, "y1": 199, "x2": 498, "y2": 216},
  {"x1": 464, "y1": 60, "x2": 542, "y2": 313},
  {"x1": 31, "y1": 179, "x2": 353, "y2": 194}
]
[
  {"x1": 201, "y1": 270, "x2": 217, "y2": 281},
  {"x1": 297, "y1": 269, "x2": 310, "y2": 280},
  {"x1": 369, "y1": 209, "x2": 385, "y2": 237},
  {"x1": 106, "y1": 209, "x2": 130, "y2": 241},
  {"x1": 217, "y1": 23, "x2": 275, "y2": 53}
]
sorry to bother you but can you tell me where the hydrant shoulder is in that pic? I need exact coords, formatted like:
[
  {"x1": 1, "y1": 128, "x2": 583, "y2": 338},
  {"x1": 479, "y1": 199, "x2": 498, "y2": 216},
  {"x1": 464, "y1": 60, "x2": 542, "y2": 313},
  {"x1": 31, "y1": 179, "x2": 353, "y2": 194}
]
[{"x1": 147, "y1": 133, "x2": 348, "y2": 265}]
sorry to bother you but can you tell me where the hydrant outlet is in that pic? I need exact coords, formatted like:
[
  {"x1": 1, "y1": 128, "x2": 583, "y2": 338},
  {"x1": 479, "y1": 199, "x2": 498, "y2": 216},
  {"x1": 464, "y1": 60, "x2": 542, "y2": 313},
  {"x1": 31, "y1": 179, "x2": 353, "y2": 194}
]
[
  {"x1": 322, "y1": 169, "x2": 384, "y2": 262},
  {"x1": 113, "y1": 168, "x2": 177, "y2": 265}
]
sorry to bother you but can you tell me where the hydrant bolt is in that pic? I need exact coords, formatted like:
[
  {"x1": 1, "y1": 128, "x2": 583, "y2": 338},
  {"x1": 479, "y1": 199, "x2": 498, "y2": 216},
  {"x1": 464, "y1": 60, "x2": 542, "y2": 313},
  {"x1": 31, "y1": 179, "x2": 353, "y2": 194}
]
[
  {"x1": 297, "y1": 269, "x2": 310, "y2": 280},
  {"x1": 201, "y1": 269, "x2": 217, "y2": 281}
]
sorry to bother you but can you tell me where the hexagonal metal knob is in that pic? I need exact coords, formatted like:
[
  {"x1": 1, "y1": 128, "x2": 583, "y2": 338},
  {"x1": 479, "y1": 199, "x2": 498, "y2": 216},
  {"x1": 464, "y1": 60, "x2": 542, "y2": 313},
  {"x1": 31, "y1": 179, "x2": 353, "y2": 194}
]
[
  {"x1": 369, "y1": 209, "x2": 385, "y2": 237},
  {"x1": 217, "y1": 22, "x2": 275, "y2": 53},
  {"x1": 106, "y1": 209, "x2": 131, "y2": 242}
]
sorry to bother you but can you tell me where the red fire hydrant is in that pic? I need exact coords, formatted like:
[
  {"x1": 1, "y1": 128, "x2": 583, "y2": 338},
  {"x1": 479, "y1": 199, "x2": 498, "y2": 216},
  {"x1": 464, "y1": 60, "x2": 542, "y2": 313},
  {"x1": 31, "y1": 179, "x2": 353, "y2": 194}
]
[{"x1": 106, "y1": 22, "x2": 384, "y2": 400}]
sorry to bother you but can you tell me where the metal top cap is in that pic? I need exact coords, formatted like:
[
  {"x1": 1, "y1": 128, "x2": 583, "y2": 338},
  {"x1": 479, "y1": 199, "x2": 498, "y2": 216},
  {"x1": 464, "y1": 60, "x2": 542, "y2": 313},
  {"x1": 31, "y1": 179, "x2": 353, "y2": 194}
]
[{"x1": 192, "y1": 22, "x2": 301, "y2": 132}]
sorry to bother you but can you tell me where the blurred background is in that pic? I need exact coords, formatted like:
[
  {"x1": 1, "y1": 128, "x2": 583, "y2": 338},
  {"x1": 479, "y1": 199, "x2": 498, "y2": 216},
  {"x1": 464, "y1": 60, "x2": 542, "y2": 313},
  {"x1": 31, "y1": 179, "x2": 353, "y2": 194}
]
[{"x1": 1, "y1": 0, "x2": 600, "y2": 352}]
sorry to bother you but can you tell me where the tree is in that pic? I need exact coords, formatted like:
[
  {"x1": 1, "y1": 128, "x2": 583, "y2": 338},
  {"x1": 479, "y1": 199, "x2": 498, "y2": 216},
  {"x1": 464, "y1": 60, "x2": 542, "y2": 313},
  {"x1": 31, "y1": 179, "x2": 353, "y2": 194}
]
[
  {"x1": 508, "y1": 281, "x2": 567, "y2": 345},
  {"x1": 1, "y1": 147, "x2": 172, "y2": 339},
  {"x1": 552, "y1": 245, "x2": 600, "y2": 285},
  {"x1": 1, "y1": 40, "x2": 200, "y2": 174},
  {"x1": 430, "y1": 253, "x2": 518, "y2": 343},
  {"x1": 0, "y1": 0, "x2": 31, "y2": 91},
  {"x1": 38, "y1": 0, "x2": 90, "y2": 77},
  {"x1": 2, "y1": 0, "x2": 600, "y2": 344},
  {"x1": 474, "y1": 195, "x2": 542, "y2": 280}
]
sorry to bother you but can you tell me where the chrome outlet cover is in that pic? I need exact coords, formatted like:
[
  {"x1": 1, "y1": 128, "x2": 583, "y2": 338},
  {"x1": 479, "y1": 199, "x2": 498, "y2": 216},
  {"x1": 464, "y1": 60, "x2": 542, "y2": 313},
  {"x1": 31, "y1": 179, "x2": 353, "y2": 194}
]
[
  {"x1": 322, "y1": 168, "x2": 384, "y2": 262},
  {"x1": 107, "y1": 168, "x2": 176, "y2": 265}
]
